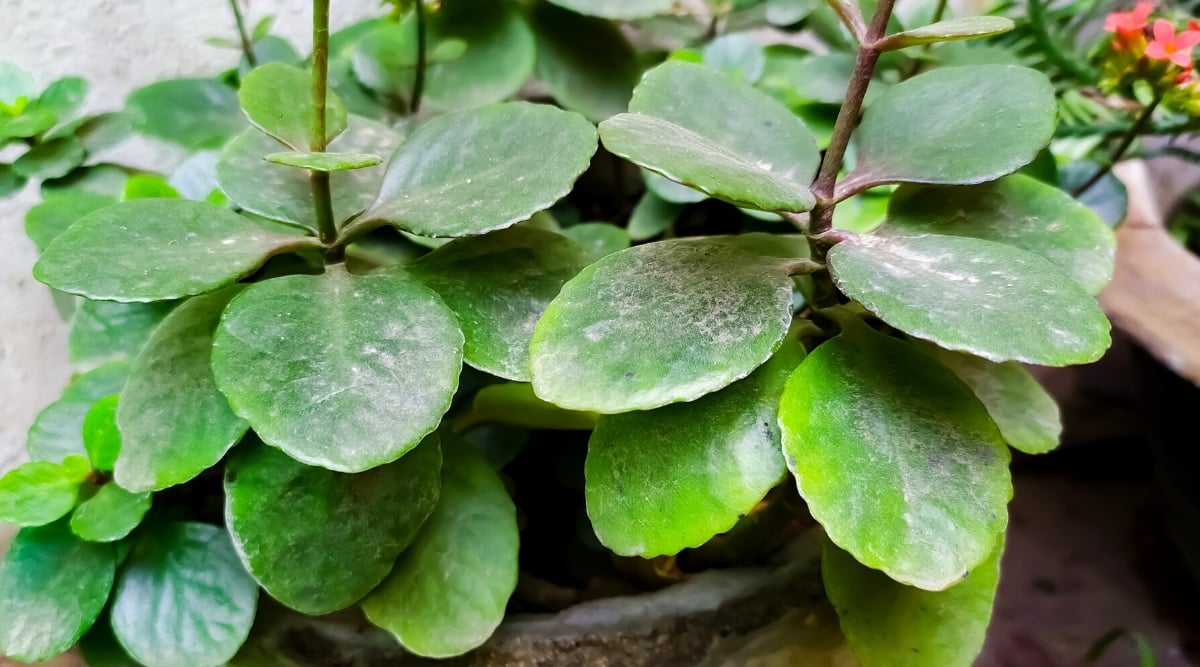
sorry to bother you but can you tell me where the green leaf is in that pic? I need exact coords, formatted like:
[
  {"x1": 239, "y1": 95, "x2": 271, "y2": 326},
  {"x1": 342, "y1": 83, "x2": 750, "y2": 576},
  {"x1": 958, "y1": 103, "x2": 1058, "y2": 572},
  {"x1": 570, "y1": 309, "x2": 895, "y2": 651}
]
[
  {"x1": 351, "y1": 18, "x2": 468, "y2": 97},
  {"x1": 13, "y1": 137, "x2": 85, "y2": 179},
  {"x1": 0, "y1": 460, "x2": 85, "y2": 526},
  {"x1": 78, "y1": 618, "x2": 141, "y2": 667},
  {"x1": 121, "y1": 174, "x2": 180, "y2": 200},
  {"x1": 422, "y1": 1, "x2": 536, "y2": 111},
  {"x1": 0, "y1": 163, "x2": 27, "y2": 196},
  {"x1": 546, "y1": 0, "x2": 674, "y2": 19},
  {"x1": 0, "y1": 106, "x2": 56, "y2": 140},
  {"x1": 883, "y1": 175, "x2": 1115, "y2": 295},
  {"x1": 824, "y1": 539, "x2": 1002, "y2": 667},
  {"x1": 41, "y1": 164, "x2": 127, "y2": 197},
  {"x1": 73, "y1": 112, "x2": 135, "y2": 154},
  {"x1": 70, "y1": 484, "x2": 152, "y2": 542},
  {"x1": 35, "y1": 76, "x2": 88, "y2": 119},
  {"x1": 0, "y1": 62, "x2": 36, "y2": 106},
  {"x1": 24, "y1": 191, "x2": 116, "y2": 252},
  {"x1": 362, "y1": 439, "x2": 518, "y2": 658},
  {"x1": 701, "y1": 34, "x2": 767, "y2": 84},
  {"x1": 587, "y1": 335, "x2": 803, "y2": 557},
  {"x1": 212, "y1": 267, "x2": 463, "y2": 472},
  {"x1": 126, "y1": 78, "x2": 243, "y2": 150},
  {"x1": 766, "y1": 0, "x2": 820, "y2": 25},
  {"x1": 362, "y1": 102, "x2": 597, "y2": 238},
  {"x1": 217, "y1": 115, "x2": 404, "y2": 231},
  {"x1": 114, "y1": 288, "x2": 249, "y2": 492},
  {"x1": 83, "y1": 395, "x2": 122, "y2": 472},
  {"x1": 828, "y1": 234, "x2": 1111, "y2": 365},
  {"x1": 531, "y1": 240, "x2": 795, "y2": 413},
  {"x1": 644, "y1": 168, "x2": 706, "y2": 204},
  {"x1": 69, "y1": 299, "x2": 176, "y2": 369},
  {"x1": 35, "y1": 199, "x2": 319, "y2": 302},
  {"x1": 460, "y1": 382, "x2": 597, "y2": 431},
  {"x1": 1059, "y1": 160, "x2": 1128, "y2": 226},
  {"x1": 264, "y1": 151, "x2": 382, "y2": 171},
  {"x1": 779, "y1": 325, "x2": 1010, "y2": 590},
  {"x1": 409, "y1": 227, "x2": 591, "y2": 381},
  {"x1": 599, "y1": 61, "x2": 819, "y2": 212},
  {"x1": 238, "y1": 63, "x2": 347, "y2": 150},
  {"x1": 169, "y1": 150, "x2": 220, "y2": 200},
  {"x1": 110, "y1": 522, "x2": 257, "y2": 667},
  {"x1": 253, "y1": 16, "x2": 276, "y2": 41},
  {"x1": 0, "y1": 521, "x2": 115, "y2": 662},
  {"x1": 561, "y1": 222, "x2": 631, "y2": 260},
  {"x1": 875, "y1": 16, "x2": 1014, "y2": 51},
  {"x1": 628, "y1": 190, "x2": 681, "y2": 240},
  {"x1": 27, "y1": 361, "x2": 130, "y2": 463},
  {"x1": 529, "y1": 2, "x2": 639, "y2": 122},
  {"x1": 224, "y1": 435, "x2": 441, "y2": 614},
  {"x1": 843, "y1": 65, "x2": 1055, "y2": 195}
]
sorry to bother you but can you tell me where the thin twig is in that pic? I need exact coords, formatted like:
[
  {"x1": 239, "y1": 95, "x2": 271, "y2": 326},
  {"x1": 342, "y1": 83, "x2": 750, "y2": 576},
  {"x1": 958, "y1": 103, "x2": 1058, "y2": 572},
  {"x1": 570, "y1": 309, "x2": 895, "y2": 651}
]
[
  {"x1": 230, "y1": 0, "x2": 258, "y2": 68},
  {"x1": 410, "y1": 0, "x2": 428, "y2": 114},
  {"x1": 1072, "y1": 96, "x2": 1161, "y2": 198}
]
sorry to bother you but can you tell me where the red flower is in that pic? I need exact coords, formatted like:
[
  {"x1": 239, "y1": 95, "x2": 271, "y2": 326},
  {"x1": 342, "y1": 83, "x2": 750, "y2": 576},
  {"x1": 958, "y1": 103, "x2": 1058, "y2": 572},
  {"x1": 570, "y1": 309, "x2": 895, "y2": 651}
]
[
  {"x1": 1146, "y1": 19, "x2": 1200, "y2": 68},
  {"x1": 1105, "y1": 2, "x2": 1153, "y2": 38}
]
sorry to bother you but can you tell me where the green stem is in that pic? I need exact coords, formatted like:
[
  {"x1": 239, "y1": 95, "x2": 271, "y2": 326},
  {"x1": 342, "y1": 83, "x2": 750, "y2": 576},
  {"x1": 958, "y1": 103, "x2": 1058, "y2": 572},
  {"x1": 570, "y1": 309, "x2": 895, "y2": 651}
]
[
  {"x1": 410, "y1": 0, "x2": 428, "y2": 114},
  {"x1": 310, "y1": 0, "x2": 338, "y2": 255},
  {"x1": 1071, "y1": 95, "x2": 1161, "y2": 198},
  {"x1": 230, "y1": 0, "x2": 257, "y2": 68}
]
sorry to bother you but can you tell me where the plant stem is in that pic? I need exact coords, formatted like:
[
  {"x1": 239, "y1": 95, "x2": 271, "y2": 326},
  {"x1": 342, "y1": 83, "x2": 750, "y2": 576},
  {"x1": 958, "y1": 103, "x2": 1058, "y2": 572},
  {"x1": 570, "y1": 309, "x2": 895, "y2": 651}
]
[
  {"x1": 1071, "y1": 95, "x2": 1161, "y2": 198},
  {"x1": 229, "y1": 0, "x2": 257, "y2": 68},
  {"x1": 410, "y1": 0, "x2": 428, "y2": 114},
  {"x1": 310, "y1": 0, "x2": 339, "y2": 257}
]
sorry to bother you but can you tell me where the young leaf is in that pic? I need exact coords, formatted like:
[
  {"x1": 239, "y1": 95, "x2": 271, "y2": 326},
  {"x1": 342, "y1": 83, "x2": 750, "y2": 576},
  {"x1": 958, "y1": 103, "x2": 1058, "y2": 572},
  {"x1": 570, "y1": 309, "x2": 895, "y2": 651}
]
[
  {"x1": 114, "y1": 287, "x2": 249, "y2": 492},
  {"x1": 874, "y1": 16, "x2": 1015, "y2": 51},
  {"x1": 24, "y1": 191, "x2": 117, "y2": 252},
  {"x1": 628, "y1": 190, "x2": 681, "y2": 240},
  {"x1": 0, "y1": 163, "x2": 26, "y2": 197},
  {"x1": 264, "y1": 151, "x2": 381, "y2": 171},
  {"x1": 409, "y1": 226, "x2": 592, "y2": 381},
  {"x1": 841, "y1": 65, "x2": 1055, "y2": 196},
  {"x1": 561, "y1": 222, "x2": 631, "y2": 260},
  {"x1": 121, "y1": 174, "x2": 180, "y2": 200},
  {"x1": 546, "y1": 0, "x2": 674, "y2": 19},
  {"x1": 0, "y1": 459, "x2": 86, "y2": 526},
  {"x1": 238, "y1": 63, "x2": 347, "y2": 150},
  {"x1": 361, "y1": 102, "x2": 597, "y2": 238},
  {"x1": 779, "y1": 326, "x2": 1010, "y2": 590},
  {"x1": 27, "y1": 360, "x2": 130, "y2": 464},
  {"x1": 13, "y1": 137, "x2": 86, "y2": 180},
  {"x1": 828, "y1": 234, "x2": 1111, "y2": 365},
  {"x1": 69, "y1": 484, "x2": 152, "y2": 543},
  {"x1": 531, "y1": 240, "x2": 795, "y2": 413},
  {"x1": 125, "y1": 78, "x2": 244, "y2": 150},
  {"x1": 460, "y1": 382, "x2": 597, "y2": 432},
  {"x1": 883, "y1": 174, "x2": 1116, "y2": 295},
  {"x1": 211, "y1": 267, "x2": 463, "y2": 472},
  {"x1": 586, "y1": 335, "x2": 804, "y2": 557},
  {"x1": 824, "y1": 540, "x2": 1002, "y2": 667},
  {"x1": 0, "y1": 62, "x2": 36, "y2": 106},
  {"x1": 110, "y1": 522, "x2": 257, "y2": 667},
  {"x1": 69, "y1": 299, "x2": 176, "y2": 369},
  {"x1": 362, "y1": 439, "x2": 518, "y2": 658},
  {"x1": 35, "y1": 76, "x2": 88, "y2": 118},
  {"x1": 34, "y1": 199, "x2": 320, "y2": 302},
  {"x1": 599, "y1": 61, "x2": 820, "y2": 212},
  {"x1": 224, "y1": 436, "x2": 441, "y2": 614},
  {"x1": 83, "y1": 395, "x2": 122, "y2": 471},
  {"x1": 0, "y1": 521, "x2": 116, "y2": 663}
]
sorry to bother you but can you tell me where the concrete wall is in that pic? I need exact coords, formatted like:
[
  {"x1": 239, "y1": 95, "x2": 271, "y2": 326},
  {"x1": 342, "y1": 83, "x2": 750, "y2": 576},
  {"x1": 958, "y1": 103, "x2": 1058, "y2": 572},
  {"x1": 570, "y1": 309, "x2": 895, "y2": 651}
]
[{"x1": 0, "y1": 1, "x2": 378, "y2": 468}]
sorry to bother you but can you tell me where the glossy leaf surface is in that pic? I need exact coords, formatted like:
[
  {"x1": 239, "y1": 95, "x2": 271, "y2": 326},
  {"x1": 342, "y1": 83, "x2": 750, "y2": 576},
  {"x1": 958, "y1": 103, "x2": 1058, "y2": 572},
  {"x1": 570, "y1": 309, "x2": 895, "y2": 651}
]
[
  {"x1": 27, "y1": 361, "x2": 130, "y2": 463},
  {"x1": 0, "y1": 459, "x2": 86, "y2": 526},
  {"x1": 69, "y1": 299, "x2": 175, "y2": 369},
  {"x1": 874, "y1": 16, "x2": 1014, "y2": 50},
  {"x1": 69, "y1": 484, "x2": 152, "y2": 542},
  {"x1": 238, "y1": 63, "x2": 347, "y2": 149}
]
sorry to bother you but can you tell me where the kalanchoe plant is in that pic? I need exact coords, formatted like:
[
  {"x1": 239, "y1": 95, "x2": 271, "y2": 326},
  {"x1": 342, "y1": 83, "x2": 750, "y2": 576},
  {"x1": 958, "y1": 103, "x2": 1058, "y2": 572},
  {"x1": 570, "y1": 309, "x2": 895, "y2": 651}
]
[{"x1": 1, "y1": 0, "x2": 1118, "y2": 665}]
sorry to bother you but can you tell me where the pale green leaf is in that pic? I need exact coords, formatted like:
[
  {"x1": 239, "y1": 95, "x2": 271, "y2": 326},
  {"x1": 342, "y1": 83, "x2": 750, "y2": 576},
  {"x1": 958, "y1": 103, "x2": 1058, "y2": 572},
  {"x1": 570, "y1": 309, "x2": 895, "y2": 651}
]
[
  {"x1": 69, "y1": 299, "x2": 175, "y2": 369},
  {"x1": 561, "y1": 222, "x2": 631, "y2": 260},
  {"x1": 546, "y1": 0, "x2": 674, "y2": 19},
  {"x1": 27, "y1": 361, "x2": 130, "y2": 463},
  {"x1": 238, "y1": 63, "x2": 347, "y2": 150},
  {"x1": 875, "y1": 16, "x2": 1014, "y2": 51},
  {"x1": 69, "y1": 484, "x2": 152, "y2": 542},
  {"x1": 126, "y1": 78, "x2": 244, "y2": 150},
  {"x1": 0, "y1": 461, "x2": 83, "y2": 526},
  {"x1": 264, "y1": 151, "x2": 381, "y2": 171},
  {"x1": 628, "y1": 190, "x2": 681, "y2": 240},
  {"x1": 13, "y1": 137, "x2": 85, "y2": 180}
]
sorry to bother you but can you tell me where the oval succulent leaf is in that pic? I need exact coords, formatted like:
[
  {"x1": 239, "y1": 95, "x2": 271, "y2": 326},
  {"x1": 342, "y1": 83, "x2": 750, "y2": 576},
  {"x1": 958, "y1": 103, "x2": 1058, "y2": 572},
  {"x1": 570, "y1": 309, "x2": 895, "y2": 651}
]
[
  {"x1": 69, "y1": 484, "x2": 152, "y2": 543},
  {"x1": 264, "y1": 151, "x2": 382, "y2": 171},
  {"x1": 531, "y1": 240, "x2": 795, "y2": 413},
  {"x1": 361, "y1": 102, "x2": 598, "y2": 238},
  {"x1": 545, "y1": 0, "x2": 674, "y2": 19},
  {"x1": 873, "y1": 16, "x2": 1015, "y2": 51},
  {"x1": 34, "y1": 199, "x2": 319, "y2": 302},
  {"x1": 212, "y1": 267, "x2": 464, "y2": 472},
  {"x1": 83, "y1": 395, "x2": 122, "y2": 472},
  {"x1": 224, "y1": 436, "x2": 442, "y2": 614},
  {"x1": 69, "y1": 299, "x2": 176, "y2": 369},
  {"x1": 23, "y1": 191, "x2": 117, "y2": 252},
  {"x1": 779, "y1": 325, "x2": 1011, "y2": 590},
  {"x1": 27, "y1": 360, "x2": 130, "y2": 464},
  {"x1": 237, "y1": 62, "x2": 347, "y2": 150},
  {"x1": 409, "y1": 226, "x2": 592, "y2": 381},
  {"x1": 13, "y1": 137, "x2": 86, "y2": 180},
  {"x1": 560, "y1": 222, "x2": 631, "y2": 260},
  {"x1": 421, "y1": 2, "x2": 536, "y2": 111},
  {"x1": 828, "y1": 233, "x2": 1111, "y2": 366},
  {"x1": 125, "y1": 78, "x2": 244, "y2": 151},
  {"x1": 599, "y1": 61, "x2": 820, "y2": 212},
  {"x1": 0, "y1": 460, "x2": 86, "y2": 527}
]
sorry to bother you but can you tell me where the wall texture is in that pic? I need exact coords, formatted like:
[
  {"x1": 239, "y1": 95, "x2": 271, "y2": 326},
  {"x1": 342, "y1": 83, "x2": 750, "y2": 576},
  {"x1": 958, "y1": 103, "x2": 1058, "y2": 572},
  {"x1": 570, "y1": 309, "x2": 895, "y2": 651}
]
[{"x1": 0, "y1": 0, "x2": 378, "y2": 468}]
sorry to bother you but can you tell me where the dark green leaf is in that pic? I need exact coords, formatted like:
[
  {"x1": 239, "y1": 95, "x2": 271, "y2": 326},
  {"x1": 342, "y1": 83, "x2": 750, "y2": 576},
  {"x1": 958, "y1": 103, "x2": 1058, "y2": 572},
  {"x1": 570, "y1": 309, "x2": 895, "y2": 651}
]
[
  {"x1": 874, "y1": 16, "x2": 1014, "y2": 51},
  {"x1": 460, "y1": 382, "x2": 597, "y2": 431},
  {"x1": 264, "y1": 150, "x2": 381, "y2": 171},
  {"x1": 126, "y1": 78, "x2": 243, "y2": 150},
  {"x1": 27, "y1": 361, "x2": 130, "y2": 463},
  {"x1": 23, "y1": 191, "x2": 116, "y2": 252},
  {"x1": 0, "y1": 163, "x2": 27, "y2": 196},
  {"x1": 78, "y1": 619, "x2": 140, "y2": 667},
  {"x1": 362, "y1": 102, "x2": 597, "y2": 238},
  {"x1": 35, "y1": 199, "x2": 320, "y2": 302},
  {"x1": 238, "y1": 63, "x2": 347, "y2": 150},
  {"x1": 224, "y1": 436, "x2": 441, "y2": 614},
  {"x1": 83, "y1": 395, "x2": 122, "y2": 472},
  {"x1": 350, "y1": 18, "x2": 467, "y2": 97},
  {"x1": 114, "y1": 288, "x2": 249, "y2": 492},
  {"x1": 70, "y1": 484, "x2": 152, "y2": 542},
  {"x1": 421, "y1": 2, "x2": 536, "y2": 111},
  {"x1": 13, "y1": 137, "x2": 85, "y2": 179},
  {"x1": 561, "y1": 222, "x2": 631, "y2": 260},
  {"x1": 546, "y1": 0, "x2": 674, "y2": 19},
  {"x1": 362, "y1": 440, "x2": 518, "y2": 658},
  {"x1": 531, "y1": 240, "x2": 795, "y2": 413},
  {"x1": 628, "y1": 190, "x2": 681, "y2": 240},
  {"x1": 212, "y1": 267, "x2": 463, "y2": 472},
  {"x1": 121, "y1": 174, "x2": 180, "y2": 200},
  {"x1": 0, "y1": 459, "x2": 87, "y2": 526},
  {"x1": 110, "y1": 522, "x2": 257, "y2": 667},
  {"x1": 69, "y1": 299, "x2": 176, "y2": 369},
  {"x1": 828, "y1": 233, "x2": 1111, "y2": 365},
  {"x1": 779, "y1": 324, "x2": 1010, "y2": 589},
  {"x1": 0, "y1": 521, "x2": 115, "y2": 662},
  {"x1": 409, "y1": 226, "x2": 592, "y2": 380}
]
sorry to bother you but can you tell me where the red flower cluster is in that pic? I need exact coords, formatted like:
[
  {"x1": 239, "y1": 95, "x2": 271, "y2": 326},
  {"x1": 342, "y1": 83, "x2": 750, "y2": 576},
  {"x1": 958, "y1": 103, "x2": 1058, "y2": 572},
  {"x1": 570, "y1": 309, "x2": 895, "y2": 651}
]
[
  {"x1": 1104, "y1": 2, "x2": 1200, "y2": 68},
  {"x1": 1099, "y1": 2, "x2": 1200, "y2": 114}
]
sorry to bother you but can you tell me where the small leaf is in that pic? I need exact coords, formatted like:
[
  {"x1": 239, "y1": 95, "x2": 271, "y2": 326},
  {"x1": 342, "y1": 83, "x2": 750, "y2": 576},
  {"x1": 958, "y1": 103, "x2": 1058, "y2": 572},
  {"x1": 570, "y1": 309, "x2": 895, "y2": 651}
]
[
  {"x1": 35, "y1": 199, "x2": 319, "y2": 302},
  {"x1": 24, "y1": 191, "x2": 117, "y2": 252},
  {"x1": 110, "y1": 522, "x2": 257, "y2": 667},
  {"x1": 561, "y1": 222, "x2": 631, "y2": 260},
  {"x1": 644, "y1": 168, "x2": 706, "y2": 204},
  {"x1": 531, "y1": 240, "x2": 795, "y2": 413},
  {"x1": 114, "y1": 288, "x2": 249, "y2": 492},
  {"x1": 766, "y1": 0, "x2": 820, "y2": 25},
  {"x1": 828, "y1": 234, "x2": 1111, "y2": 365},
  {"x1": 0, "y1": 521, "x2": 116, "y2": 662},
  {"x1": 701, "y1": 34, "x2": 767, "y2": 84},
  {"x1": 779, "y1": 325, "x2": 1010, "y2": 590},
  {"x1": 628, "y1": 190, "x2": 681, "y2": 240},
  {"x1": 410, "y1": 227, "x2": 592, "y2": 381},
  {"x1": 70, "y1": 484, "x2": 152, "y2": 543},
  {"x1": 212, "y1": 267, "x2": 463, "y2": 472},
  {"x1": 587, "y1": 335, "x2": 804, "y2": 557},
  {"x1": 843, "y1": 65, "x2": 1055, "y2": 195},
  {"x1": 0, "y1": 163, "x2": 27, "y2": 197},
  {"x1": 252, "y1": 15, "x2": 275, "y2": 40},
  {"x1": 546, "y1": 0, "x2": 674, "y2": 19},
  {"x1": 264, "y1": 150, "x2": 382, "y2": 171},
  {"x1": 599, "y1": 61, "x2": 819, "y2": 212},
  {"x1": 362, "y1": 439, "x2": 518, "y2": 658},
  {"x1": 125, "y1": 78, "x2": 244, "y2": 150},
  {"x1": 824, "y1": 540, "x2": 1002, "y2": 667},
  {"x1": 73, "y1": 112, "x2": 135, "y2": 154},
  {"x1": 0, "y1": 460, "x2": 84, "y2": 526},
  {"x1": 224, "y1": 435, "x2": 441, "y2": 614},
  {"x1": 121, "y1": 174, "x2": 180, "y2": 200},
  {"x1": 13, "y1": 137, "x2": 86, "y2": 180},
  {"x1": 69, "y1": 299, "x2": 176, "y2": 369},
  {"x1": 27, "y1": 361, "x2": 130, "y2": 463},
  {"x1": 362, "y1": 102, "x2": 597, "y2": 238},
  {"x1": 83, "y1": 395, "x2": 122, "y2": 472},
  {"x1": 238, "y1": 63, "x2": 347, "y2": 150},
  {"x1": 758, "y1": 49, "x2": 862, "y2": 107},
  {"x1": 460, "y1": 382, "x2": 597, "y2": 431},
  {"x1": 0, "y1": 62, "x2": 36, "y2": 106},
  {"x1": 35, "y1": 76, "x2": 88, "y2": 119},
  {"x1": 875, "y1": 16, "x2": 1014, "y2": 51}
]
